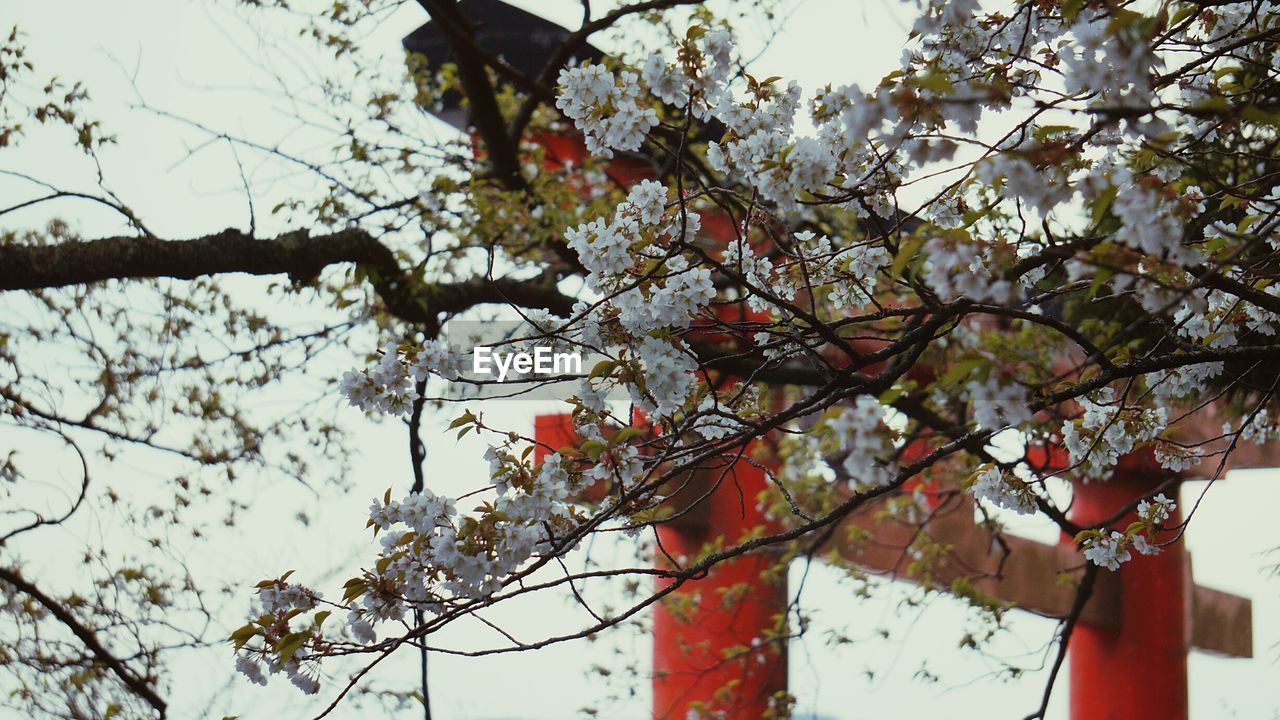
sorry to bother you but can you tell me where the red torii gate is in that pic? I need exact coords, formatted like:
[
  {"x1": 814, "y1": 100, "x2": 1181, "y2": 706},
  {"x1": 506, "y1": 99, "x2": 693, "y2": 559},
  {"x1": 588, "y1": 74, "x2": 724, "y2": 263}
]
[
  {"x1": 516, "y1": 113, "x2": 1258, "y2": 720},
  {"x1": 399, "y1": 8, "x2": 1257, "y2": 715},
  {"x1": 522, "y1": 132, "x2": 1256, "y2": 720},
  {"x1": 520, "y1": 93, "x2": 1257, "y2": 720},
  {"x1": 520, "y1": 139, "x2": 1258, "y2": 716}
]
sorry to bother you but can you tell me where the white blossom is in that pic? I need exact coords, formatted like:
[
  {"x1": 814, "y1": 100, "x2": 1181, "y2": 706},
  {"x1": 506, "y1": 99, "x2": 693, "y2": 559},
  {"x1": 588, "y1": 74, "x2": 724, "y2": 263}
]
[
  {"x1": 828, "y1": 396, "x2": 897, "y2": 489},
  {"x1": 635, "y1": 336, "x2": 697, "y2": 416},
  {"x1": 347, "y1": 612, "x2": 376, "y2": 644},
  {"x1": 1083, "y1": 531, "x2": 1132, "y2": 571},
  {"x1": 557, "y1": 65, "x2": 659, "y2": 157},
  {"x1": 969, "y1": 465, "x2": 1036, "y2": 515},
  {"x1": 1132, "y1": 534, "x2": 1161, "y2": 556},
  {"x1": 1062, "y1": 390, "x2": 1166, "y2": 479},
  {"x1": 967, "y1": 375, "x2": 1032, "y2": 430},
  {"x1": 1137, "y1": 493, "x2": 1176, "y2": 524},
  {"x1": 235, "y1": 653, "x2": 267, "y2": 686}
]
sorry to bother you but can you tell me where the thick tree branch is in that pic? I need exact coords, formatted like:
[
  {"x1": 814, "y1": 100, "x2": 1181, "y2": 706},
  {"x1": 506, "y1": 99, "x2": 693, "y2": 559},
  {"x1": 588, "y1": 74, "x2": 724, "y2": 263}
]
[
  {"x1": 0, "y1": 228, "x2": 391, "y2": 291},
  {"x1": 0, "y1": 229, "x2": 576, "y2": 324},
  {"x1": 0, "y1": 567, "x2": 168, "y2": 718},
  {"x1": 1188, "y1": 263, "x2": 1280, "y2": 316},
  {"x1": 415, "y1": 0, "x2": 526, "y2": 189}
]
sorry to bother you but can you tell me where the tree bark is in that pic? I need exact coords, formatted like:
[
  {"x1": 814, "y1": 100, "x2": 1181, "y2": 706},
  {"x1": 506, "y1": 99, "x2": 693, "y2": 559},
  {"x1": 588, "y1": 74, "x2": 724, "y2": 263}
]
[{"x1": 0, "y1": 228, "x2": 577, "y2": 325}]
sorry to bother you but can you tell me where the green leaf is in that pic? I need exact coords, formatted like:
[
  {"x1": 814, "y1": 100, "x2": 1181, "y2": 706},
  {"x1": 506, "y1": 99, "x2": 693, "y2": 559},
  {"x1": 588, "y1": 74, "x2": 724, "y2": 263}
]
[
  {"x1": 229, "y1": 624, "x2": 261, "y2": 649},
  {"x1": 579, "y1": 439, "x2": 608, "y2": 461},
  {"x1": 892, "y1": 236, "x2": 925, "y2": 278},
  {"x1": 1088, "y1": 266, "x2": 1114, "y2": 299},
  {"x1": 1190, "y1": 96, "x2": 1231, "y2": 113},
  {"x1": 1061, "y1": 0, "x2": 1086, "y2": 21},
  {"x1": 878, "y1": 385, "x2": 907, "y2": 406},
  {"x1": 1242, "y1": 105, "x2": 1280, "y2": 128},
  {"x1": 448, "y1": 411, "x2": 477, "y2": 430},
  {"x1": 341, "y1": 579, "x2": 368, "y2": 605},
  {"x1": 1032, "y1": 124, "x2": 1078, "y2": 142},
  {"x1": 914, "y1": 71, "x2": 953, "y2": 95},
  {"x1": 275, "y1": 631, "x2": 310, "y2": 666},
  {"x1": 1169, "y1": 3, "x2": 1198, "y2": 27},
  {"x1": 934, "y1": 358, "x2": 979, "y2": 388},
  {"x1": 1237, "y1": 214, "x2": 1259, "y2": 235},
  {"x1": 589, "y1": 360, "x2": 617, "y2": 379},
  {"x1": 611, "y1": 426, "x2": 646, "y2": 446},
  {"x1": 1090, "y1": 185, "x2": 1118, "y2": 227}
]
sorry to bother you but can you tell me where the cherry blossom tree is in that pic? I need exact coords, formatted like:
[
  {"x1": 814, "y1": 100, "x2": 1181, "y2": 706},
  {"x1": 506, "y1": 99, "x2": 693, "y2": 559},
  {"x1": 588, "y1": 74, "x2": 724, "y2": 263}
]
[{"x1": 3, "y1": 0, "x2": 1280, "y2": 718}]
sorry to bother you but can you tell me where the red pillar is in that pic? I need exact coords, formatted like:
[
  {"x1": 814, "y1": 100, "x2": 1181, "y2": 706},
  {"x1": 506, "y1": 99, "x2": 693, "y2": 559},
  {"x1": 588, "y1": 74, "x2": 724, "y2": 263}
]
[
  {"x1": 1067, "y1": 454, "x2": 1188, "y2": 720},
  {"x1": 534, "y1": 415, "x2": 788, "y2": 718},
  {"x1": 652, "y1": 438, "x2": 788, "y2": 720},
  {"x1": 527, "y1": 130, "x2": 788, "y2": 717}
]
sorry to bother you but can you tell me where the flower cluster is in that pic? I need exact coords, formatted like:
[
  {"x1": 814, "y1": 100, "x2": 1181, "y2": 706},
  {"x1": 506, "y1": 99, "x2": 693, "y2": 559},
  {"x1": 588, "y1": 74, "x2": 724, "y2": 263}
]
[
  {"x1": 968, "y1": 465, "x2": 1036, "y2": 516},
  {"x1": 356, "y1": 458, "x2": 580, "y2": 616},
  {"x1": 1061, "y1": 8, "x2": 1158, "y2": 106},
  {"x1": 922, "y1": 234, "x2": 1017, "y2": 304},
  {"x1": 633, "y1": 336, "x2": 698, "y2": 417},
  {"x1": 556, "y1": 64, "x2": 658, "y2": 157},
  {"x1": 1061, "y1": 389, "x2": 1166, "y2": 479},
  {"x1": 826, "y1": 396, "x2": 898, "y2": 490},
  {"x1": 565, "y1": 182, "x2": 713, "y2": 334},
  {"x1": 231, "y1": 579, "x2": 325, "y2": 694},
  {"x1": 1112, "y1": 178, "x2": 1199, "y2": 266},
  {"x1": 1146, "y1": 362, "x2": 1224, "y2": 406},
  {"x1": 1081, "y1": 493, "x2": 1177, "y2": 570},
  {"x1": 340, "y1": 339, "x2": 464, "y2": 415},
  {"x1": 1138, "y1": 494, "x2": 1176, "y2": 525},
  {"x1": 1153, "y1": 442, "x2": 1204, "y2": 473},
  {"x1": 641, "y1": 26, "x2": 733, "y2": 118},
  {"x1": 1082, "y1": 531, "x2": 1131, "y2": 571},
  {"x1": 967, "y1": 375, "x2": 1032, "y2": 431},
  {"x1": 825, "y1": 242, "x2": 891, "y2": 310},
  {"x1": 690, "y1": 386, "x2": 758, "y2": 441}
]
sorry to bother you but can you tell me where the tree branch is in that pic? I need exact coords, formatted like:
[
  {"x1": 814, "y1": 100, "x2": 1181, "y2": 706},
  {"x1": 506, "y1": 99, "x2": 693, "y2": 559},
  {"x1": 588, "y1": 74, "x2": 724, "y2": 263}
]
[
  {"x1": 0, "y1": 228, "x2": 576, "y2": 325},
  {"x1": 0, "y1": 566, "x2": 168, "y2": 717},
  {"x1": 1022, "y1": 562, "x2": 1099, "y2": 720},
  {"x1": 415, "y1": 0, "x2": 526, "y2": 189}
]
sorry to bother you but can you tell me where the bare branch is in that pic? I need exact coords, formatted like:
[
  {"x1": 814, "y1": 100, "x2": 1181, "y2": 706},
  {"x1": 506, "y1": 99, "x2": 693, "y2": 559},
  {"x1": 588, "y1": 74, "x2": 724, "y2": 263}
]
[{"x1": 0, "y1": 567, "x2": 168, "y2": 717}]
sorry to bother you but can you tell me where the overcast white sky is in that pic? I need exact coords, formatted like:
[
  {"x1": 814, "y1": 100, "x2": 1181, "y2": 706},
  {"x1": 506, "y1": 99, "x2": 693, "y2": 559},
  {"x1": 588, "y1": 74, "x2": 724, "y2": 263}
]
[{"x1": 4, "y1": 1, "x2": 1279, "y2": 718}]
